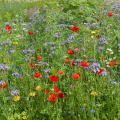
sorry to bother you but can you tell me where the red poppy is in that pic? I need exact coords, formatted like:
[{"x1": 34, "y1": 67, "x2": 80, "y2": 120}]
[
  {"x1": 71, "y1": 26, "x2": 80, "y2": 32},
  {"x1": 48, "y1": 94, "x2": 58, "y2": 103},
  {"x1": 5, "y1": 25, "x2": 12, "y2": 31},
  {"x1": 74, "y1": 48, "x2": 80, "y2": 52},
  {"x1": 0, "y1": 82, "x2": 8, "y2": 89},
  {"x1": 33, "y1": 72, "x2": 42, "y2": 78},
  {"x1": 116, "y1": 60, "x2": 120, "y2": 63},
  {"x1": 28, "y1": 31, "x2": 34, "y2": 36},
  {"x1": 68, "y1": 50, "x2": 75, "y2": 55},
  {"x1": 80, "y1": 61, "x2": 90, "y2": 68},
  {"x1": 58, "y1": 92, "x2": 65, "y2": 99},
  {"x1": 109, "y1": 61, "x2": 116, "y2": 67},
  {"x1": 49, "y1": 76, "x2": 59, "y2": 83},
  {"x1": 37, "y1": 56, "x2": 43, "y2": 61},
  {"x1": 44, "y1": 89, "x2": 49, "y2": 95},
  {"x1": 72, "y1": 73, "x2": 81, "y2": 80},
  {"x1": 97, "y1": 69, "x2": 104, "y2": 75},
  {"x1": 58, "y1": 70, "x2": 64, "y2": 75},
  {"x1": 64, "y1": 59, "x2": 71, "y2": 64},
  {"x1": 29, "y1": 63, "x2": 38, "y2": 69},
  {"x1": 54, "y1": 87, "x2": 60, "y2": 93},
  {"x1": 70, "y1": 61, "x2": 76, "y2": 66},
  {"x1": 107, "y1": 11, "x2": 112, "y2": 17}
]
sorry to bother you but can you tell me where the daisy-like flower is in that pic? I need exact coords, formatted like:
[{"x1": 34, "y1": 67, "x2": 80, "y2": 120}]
[{"x1": 106, "y1": 48, "x2": 114, "y2": 55}]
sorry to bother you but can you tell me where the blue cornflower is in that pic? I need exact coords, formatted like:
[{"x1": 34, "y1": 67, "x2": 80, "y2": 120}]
[
  {"x1": 90, "y1": 109, "x2": 96, "y2": 113},
  {"x1": 10, "y1": 89, "x2": 20, "y2": 96},
  {"x1": 0, "y1": 63, "x2": 9, "y2": 71}
]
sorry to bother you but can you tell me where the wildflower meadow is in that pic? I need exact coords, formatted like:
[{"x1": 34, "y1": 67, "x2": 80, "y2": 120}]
[{"x1": 0, "y1": 0, "x2": 120, "y2": 120}]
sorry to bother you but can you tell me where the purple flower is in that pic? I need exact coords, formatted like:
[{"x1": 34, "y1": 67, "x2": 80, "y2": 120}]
[
  {"x1": 43, "y1": 68, "x2": 50, "y2": 73},
  {"x1": 23, "y1": 49, "x2": 35, "y2": 54},
  {"x1": 61, "y1": 34, "x2": 77, "y2": 45},
  {"x1": 0, "y1": 64, "x2": 9, "y2": 71},
  {"x1": 99, "y1": 36, "x2": 108, "y2": 45},
  {"x1": 38, "y1": 61, "x2": 49, "y2": 66},
  {"x1": 12, "y1": 72, "x2": 22, "y2": 79},
  {"x1": 89, "y1": 62, "x2": 100, "y2": 73},
  {"x1": 97, "y1": 46, "x2": 105, "y2": 53},
  {"x1": 8, "y1": 49, "x2": 16, "y2": 54},
  {"x1": 54, "y1": 32, "x2": 61, "y2": 38},
  {"x1": 1, "y1": 40, "x2": 12, "y2": 46}
]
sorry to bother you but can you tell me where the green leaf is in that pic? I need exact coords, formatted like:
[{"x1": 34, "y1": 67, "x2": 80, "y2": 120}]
[{"x1": 0, "y1": 114, "x2": 7, "y2": 120}]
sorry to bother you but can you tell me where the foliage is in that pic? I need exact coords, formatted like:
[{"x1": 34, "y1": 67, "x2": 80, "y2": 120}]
[{"x1": 0, "y1": 0, "x2": 120, "y2": 120}]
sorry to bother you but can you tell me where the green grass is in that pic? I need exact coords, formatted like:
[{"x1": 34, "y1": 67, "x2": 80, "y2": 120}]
[{"x1": 0, "y1": 0, "x2": 120, "y2": 120}]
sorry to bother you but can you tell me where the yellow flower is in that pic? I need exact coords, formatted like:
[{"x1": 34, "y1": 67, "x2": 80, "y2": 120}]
[
  {"x1": 35, "y1": 86, "x2": 42, "y2": 91},
  {"x1": 21, "y1": 111, "x2": 26, "y2": 116},
  {"x1": 13, "y1": 41, "x2": 18, "y2": 45},
  {"x1": 90, "y1": 91, "x2": 98, "y2": 96},
  {"x1": 91, "y1": 31, "x2": 96, "y2": 34},
  {"x1": 102, "y1": 77, "x2": 106, "y2": 81},
  {"x1": 22, "y1": 115, "x2": 27, "y2": 120},
  {"x1": 83, "y1": 103, "x2": 87, "y2": 106},
  {"x1": 29, "y1": 91, "x2": 36, "y2": 97},
  {"x1": 13, "y1": 96, "x2": 21, "y2": 102}
]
